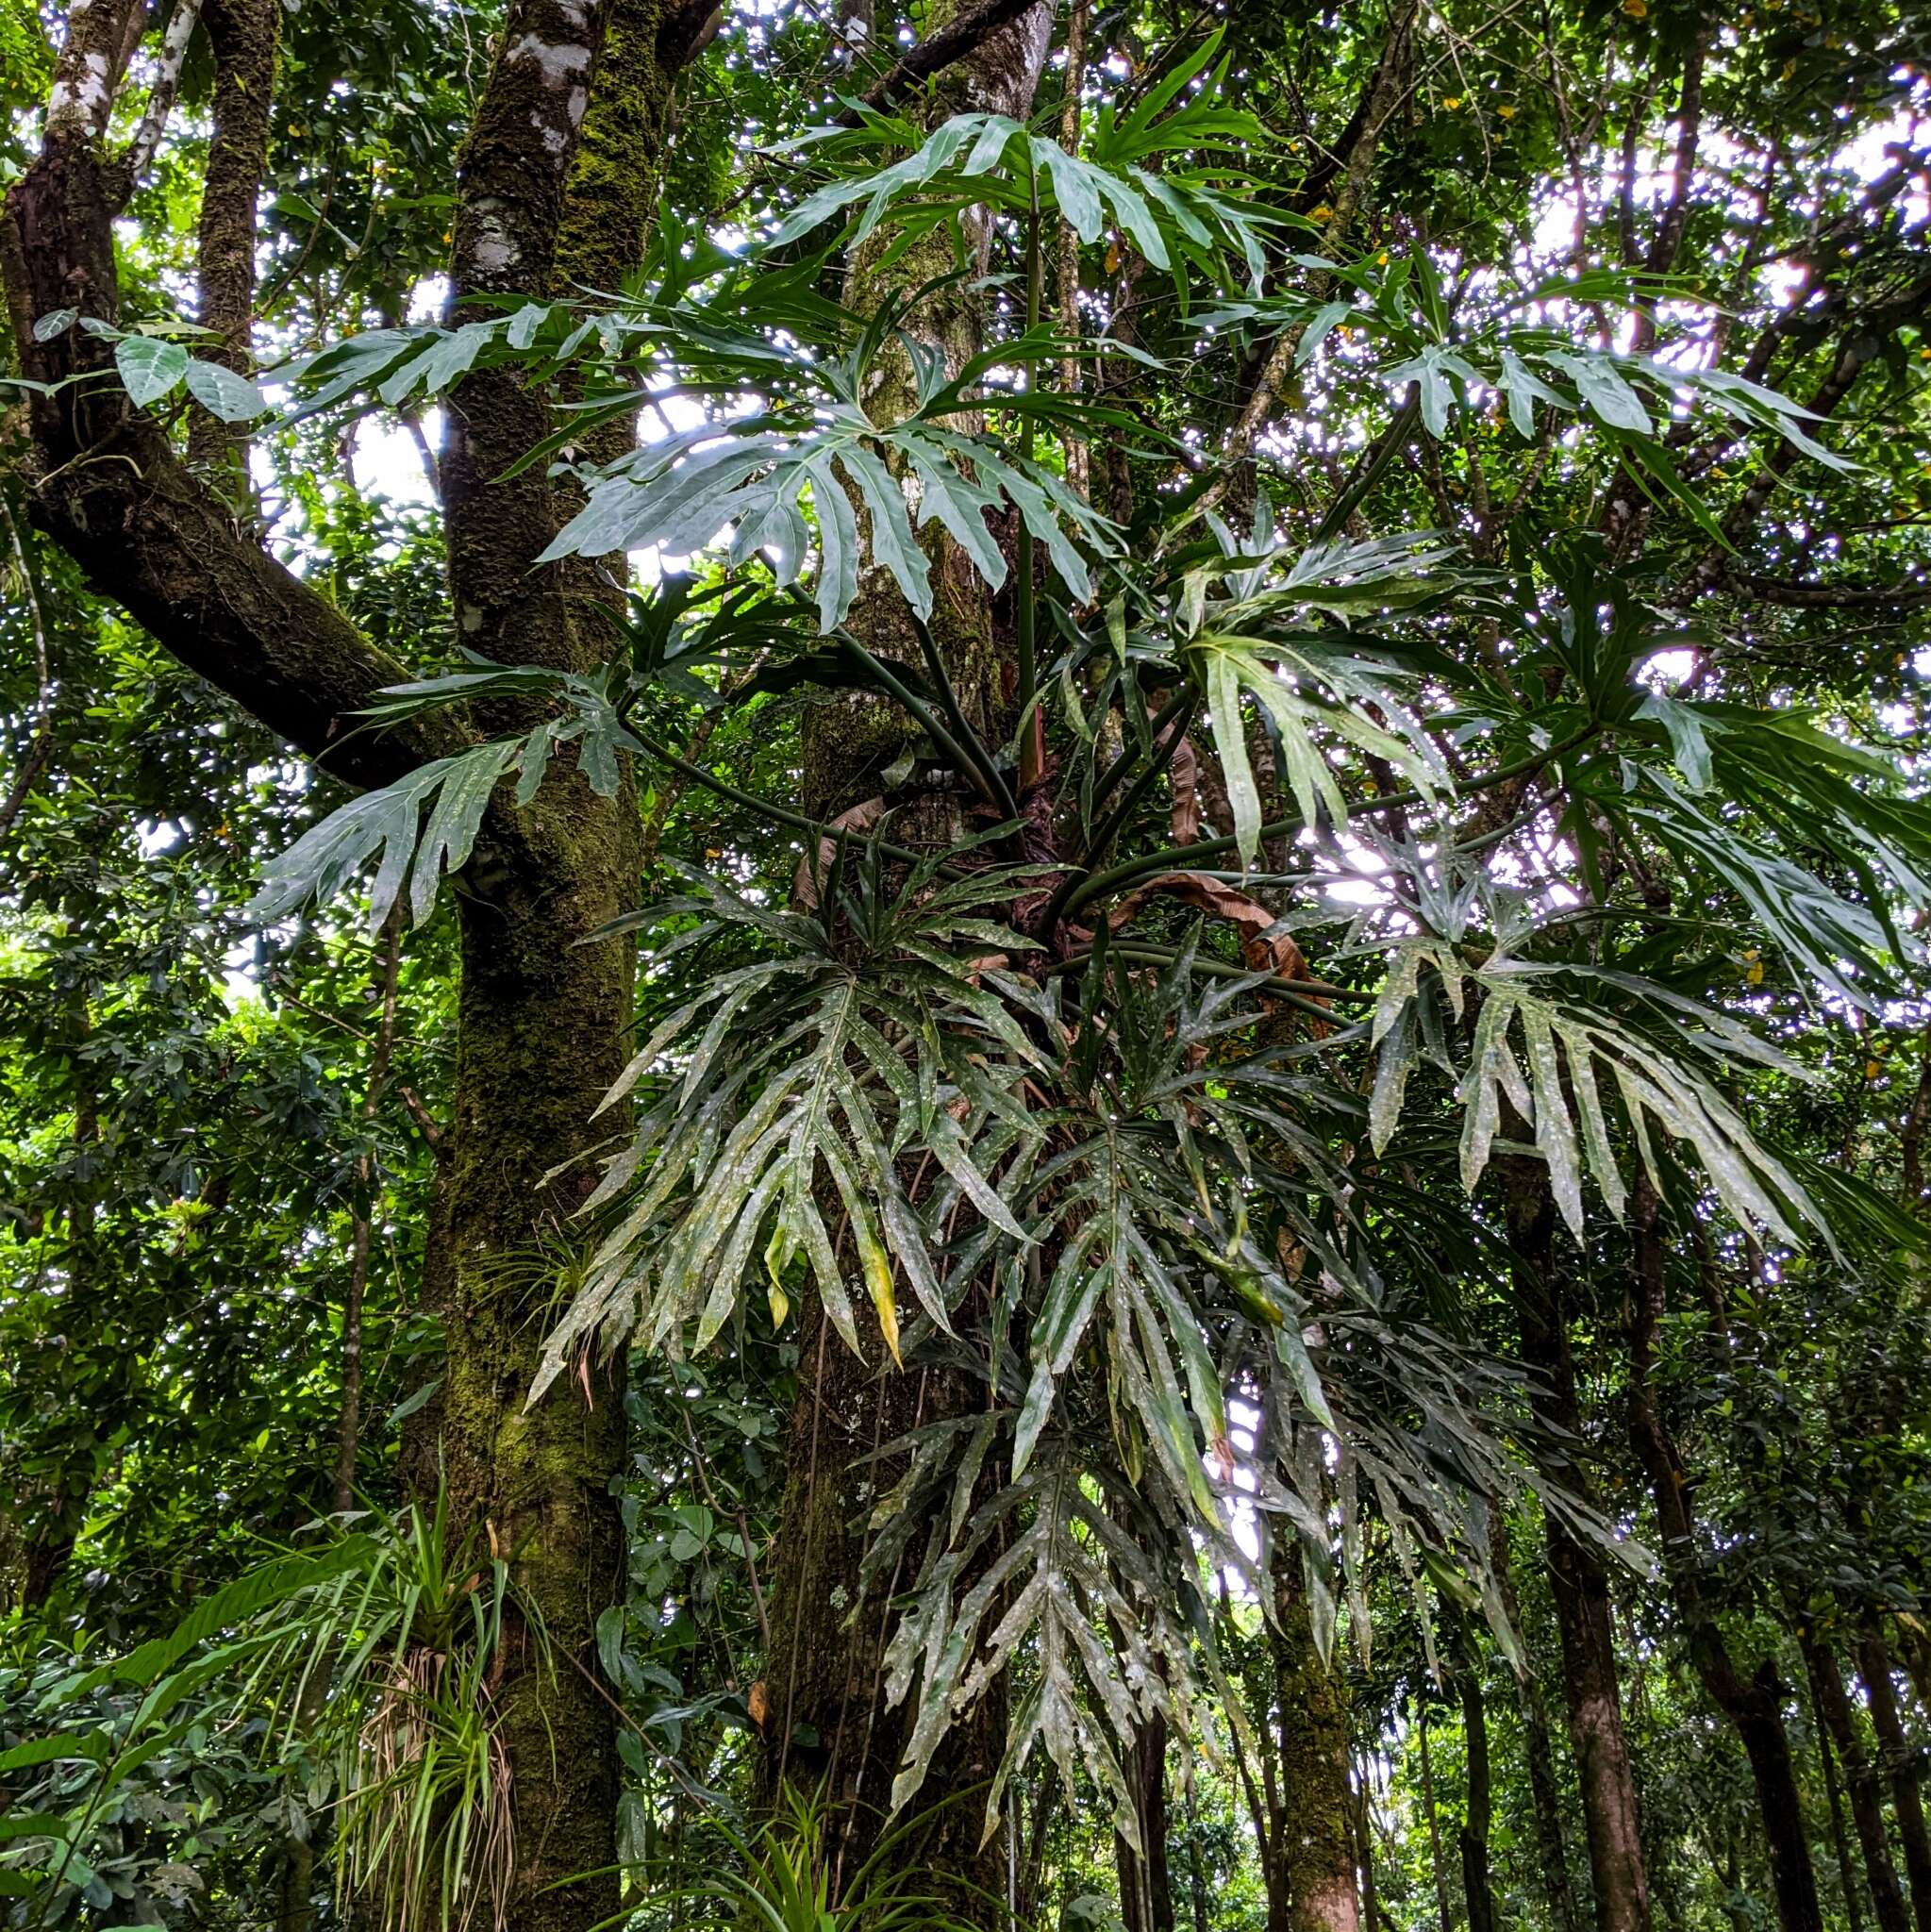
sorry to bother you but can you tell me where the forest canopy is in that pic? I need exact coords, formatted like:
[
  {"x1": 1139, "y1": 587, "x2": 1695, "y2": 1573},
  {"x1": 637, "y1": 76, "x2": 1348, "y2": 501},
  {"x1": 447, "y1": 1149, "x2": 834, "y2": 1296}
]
[{"x1": 1, "y1": 0, "x2": 1929, "y2": 1929}]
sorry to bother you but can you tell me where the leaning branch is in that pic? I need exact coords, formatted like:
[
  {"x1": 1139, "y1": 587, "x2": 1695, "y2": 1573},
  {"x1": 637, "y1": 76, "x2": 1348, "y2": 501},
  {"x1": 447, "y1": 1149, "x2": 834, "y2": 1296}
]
[
  {"x1": 119, "y1": 0, "x2": 207, "y2": 189},
  {"x1": 853, "y1": 0, "x2": 1046, "y2": 114},
  {"x1": 1716, "y1": 573, "x2": 1931, "y2": 611},
  {"x1": 2, "y1": 142, "x2": 461, "y2": 791}
]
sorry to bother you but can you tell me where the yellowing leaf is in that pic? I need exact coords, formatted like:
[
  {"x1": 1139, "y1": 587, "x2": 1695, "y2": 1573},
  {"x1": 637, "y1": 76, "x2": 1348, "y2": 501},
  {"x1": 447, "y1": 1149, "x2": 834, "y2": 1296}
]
[{"x1": 865, "y1": 1244, "x2": 900, "y2": 1365}]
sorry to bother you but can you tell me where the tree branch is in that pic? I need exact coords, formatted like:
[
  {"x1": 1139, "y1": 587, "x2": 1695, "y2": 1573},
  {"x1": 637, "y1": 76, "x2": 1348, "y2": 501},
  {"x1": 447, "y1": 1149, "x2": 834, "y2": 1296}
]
[
  {"x1": 1716, "y1": 572, "x2": 1931, "y2": 610},
  {"x1": 44, "y1": 0, "x2": 144, "y2": 149},
  {"x1": 188, "y1": 0, "x2": 278, "y2": 472},
  {"x1": 119, "y1": 0, "x2": 207, "y2": 189},
  {"x1": 1201, "y1": 2, "x2": 1416, "y2": 518},
  {"x1": 854, "y1": 0, "x2": 1047, "y2": 113},
  {"x1": 658, "y1": 0, "x2": 725, "y2": 69},
  {"x1": 1642, "y1": 28, "x2": 1706, "y2": 282},
  {"x1": 1, "y1": 146, "x2": 463, "y2": 791},
  {"x1": 1658, "y1": 261, "x2": 1931, "y2": 598}
]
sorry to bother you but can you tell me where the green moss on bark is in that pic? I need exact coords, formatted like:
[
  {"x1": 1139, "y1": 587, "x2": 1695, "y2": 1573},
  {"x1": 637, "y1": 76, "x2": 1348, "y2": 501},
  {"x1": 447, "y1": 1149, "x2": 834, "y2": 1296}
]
[
  {"x1": 1271, "y1": 1549, "x2": 1361, "y2": 1932},
  {"x1": 558, "y1": 0, "x2": 674, "y2": 296},
  {"x1": 425, "y1": 765, "x2": 642, "y2": 1932},
  {"x1": 424, "y1": 8, "x2": 682, "y2": 1923}
]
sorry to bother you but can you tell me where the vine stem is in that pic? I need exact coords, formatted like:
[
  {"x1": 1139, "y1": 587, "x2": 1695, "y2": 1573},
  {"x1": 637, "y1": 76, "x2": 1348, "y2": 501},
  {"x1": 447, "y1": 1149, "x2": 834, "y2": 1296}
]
[{"x1": 1017, "y1": 178, "x2": 1045, "y2": 791}]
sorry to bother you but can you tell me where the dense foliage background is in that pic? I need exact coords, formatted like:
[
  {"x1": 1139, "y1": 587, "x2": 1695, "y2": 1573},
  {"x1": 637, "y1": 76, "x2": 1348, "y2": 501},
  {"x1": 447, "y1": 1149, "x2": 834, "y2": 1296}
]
[{"x1": 2, "y1": 0, "x2": 1928, "y2": 1929}]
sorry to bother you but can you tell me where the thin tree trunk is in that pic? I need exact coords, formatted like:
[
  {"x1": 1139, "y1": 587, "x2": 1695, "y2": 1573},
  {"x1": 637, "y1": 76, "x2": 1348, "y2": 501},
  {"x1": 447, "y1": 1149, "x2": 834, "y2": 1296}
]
[
  {"x1": 1054, "y1": 0, "x2": 1089, "y2": 500},
  {"x1": 1860, "y1": 1624, "x2": 1931, "y2": 1932},
  {"x1": 1218, "y1": 1575, "x2": 1290, "y2": 1932},
  {"x1": 1273, "y1": 1546, "x2": 1362, "y2": 1932},
  {"x1": 1419, "y1": 1706, "x2": 1456, "y2": 1932},
  {"x1": 1507, "y1": 1158, "x2": 1655, "y2": 1932},
  {"x1": 1810, "y1": 1655, "x2": 1869, "y2": 1932},
  {"x1": 1457, "y1": 1647, "x2": 1497, "y2": 1932},
  {"x1": 1490, "y1": 1507, "x2": 1583, "y2": 1932},
  {"x1": 1796, "y1": 1624, "x2": 1910, "y2": 1932},
  {"x1": 188, "y1": 0, "x2": 278, "y2": 476},
  {"x1": 1018, "y1": 1769, "x2": 1059, "y2": 1928},
  {"x1": 1183, "y1": 1762, "x2": 1212, "y2": 1932},
  {"x1": 1355, "y1": 1771, "x2": 1380, "y2": 1932},
  {"x1": 1117, "y1": 1709, "x2": 1174, "y2": 1932},
  {"x1": 1625, "y1": 1178, "x2": 1823, "y2": 1932}
]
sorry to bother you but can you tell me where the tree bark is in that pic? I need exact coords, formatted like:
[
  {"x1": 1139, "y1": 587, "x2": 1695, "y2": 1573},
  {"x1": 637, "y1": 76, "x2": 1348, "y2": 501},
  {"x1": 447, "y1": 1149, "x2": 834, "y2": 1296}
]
[
  {"x1": 1809, "y1": 1656, "x2": 1869, "y2": 1932},
  {"x1": 1221, "y1": 1572, "x2": 1290, "y2": 1932},
  {"x1": 1624, "y1": 1181, "x2": 1823, "y2": 1932},
  {"x1": 1457, "y1": 1646, "x2": 1497, "y2": 1932},
  {"x1": 416, "y1": 9, "x2": 674, "y2": 1926},
  {"x1": 5, "y1": 6, "x2": 685, "y2": 1928},
  {"x1": 1117, "y1": 1709, "x2": 1174, "y2": 1932},
  {"x1": 1271, "y1": 1546, "x2": 1361, "y2": 1932},
  {"x1": 189, "y1": 0, "x2": 279, "y2": 475},
  {"x1": 761, "y1": 1309, "x2": 1008, "y2": 1901},
  {"x1": 1896, "y1": 1620, "x2": 1931, "y2": 1718},
  {"x1": 0, "y1": 133, "x2": 461, "y2": 794},
  {"x1": 1490, "y1": 1507, "x2": 1583, "y2": 1932},
  {"x1": 1183, "y1": 1766, "x2": 1213, "y2": 1932},
  {"x1": 1859, "y1": 1624, "x2": 1931, "y2": 1932},
  {"x1": 1797, "y1": 1624, "x2": 1910, "y2": 1932},
  {"x1": 758, "y1": 0, "x2": 1053, "y2": 1904},
  {"x1": 1355, "y1": 1773, "x2": 1381, "y2": 1932},
  {"x1": 1506, "y1": 1158, "x2": 1655, "y2": 1932}
]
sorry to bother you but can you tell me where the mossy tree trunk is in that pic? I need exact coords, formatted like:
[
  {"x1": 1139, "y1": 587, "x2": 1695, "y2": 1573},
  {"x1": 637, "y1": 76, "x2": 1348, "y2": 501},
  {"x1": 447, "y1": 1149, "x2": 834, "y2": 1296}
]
[
  {"x1": 187, "y1": 0, "x2": 278, "y2": 478},
  {"x1": 4, "y1": 6, "x2": 693, "y2": 1926},
  {"x1": 1270, "y1": 1544, "x2": 1361, "y2": 1932}
]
